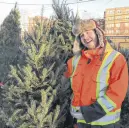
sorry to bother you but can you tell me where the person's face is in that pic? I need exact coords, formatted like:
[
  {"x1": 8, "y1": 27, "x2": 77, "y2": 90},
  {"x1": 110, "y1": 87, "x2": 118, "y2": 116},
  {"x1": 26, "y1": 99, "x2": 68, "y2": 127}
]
[{"x1": 80, "y1": 30, "x2": 98, "y2": 49}]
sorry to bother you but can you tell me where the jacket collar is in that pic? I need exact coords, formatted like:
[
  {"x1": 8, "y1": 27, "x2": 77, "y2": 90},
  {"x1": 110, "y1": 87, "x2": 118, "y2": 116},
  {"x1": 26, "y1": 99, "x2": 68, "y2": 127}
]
[{"x1": 81, "y1": 42, "x2": 113, "y2": 60}]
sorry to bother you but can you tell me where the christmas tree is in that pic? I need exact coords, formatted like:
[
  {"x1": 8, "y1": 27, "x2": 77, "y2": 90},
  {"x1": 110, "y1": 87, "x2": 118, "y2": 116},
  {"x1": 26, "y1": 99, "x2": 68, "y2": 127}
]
[
  {"x1": 117, "y1": 47, "x2": 129, "y2": 128},
  {"x1": 0, "y1": 3, "x2": 24, "y2": 83},
  {"x1": 0, "y1": 3, "x2": 24, "y2": 127},
  {"x1": 111, "y1": 44, "x2": 129, "y2": 128},
  {"x1": 0, "y1": 11, "x2": 73, "y2": 128},
  {"x1": 0, "y1": 0, "x2": 76, "y2": 127},
  {"x1": 52, "y1": 0, "x2": 77, "y2": 127}
]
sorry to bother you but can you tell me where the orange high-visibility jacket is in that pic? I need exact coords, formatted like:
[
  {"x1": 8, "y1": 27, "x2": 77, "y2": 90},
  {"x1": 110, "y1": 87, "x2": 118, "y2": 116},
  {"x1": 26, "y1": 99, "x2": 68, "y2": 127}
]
[{"x1": 65, "y1": 42, "x2": 128, "y2": 125}]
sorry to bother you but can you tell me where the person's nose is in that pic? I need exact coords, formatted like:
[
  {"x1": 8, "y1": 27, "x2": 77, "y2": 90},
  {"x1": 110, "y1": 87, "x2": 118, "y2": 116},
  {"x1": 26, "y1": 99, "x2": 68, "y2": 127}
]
[{"x1": 83, "y1": 33, "x2": 90, "y2": 40}]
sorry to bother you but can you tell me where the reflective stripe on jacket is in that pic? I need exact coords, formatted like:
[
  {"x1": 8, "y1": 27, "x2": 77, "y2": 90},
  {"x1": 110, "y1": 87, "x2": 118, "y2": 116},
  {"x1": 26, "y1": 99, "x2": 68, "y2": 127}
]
[{"x1": 64, "y1": 42, "x2": 128, "y2": 125}]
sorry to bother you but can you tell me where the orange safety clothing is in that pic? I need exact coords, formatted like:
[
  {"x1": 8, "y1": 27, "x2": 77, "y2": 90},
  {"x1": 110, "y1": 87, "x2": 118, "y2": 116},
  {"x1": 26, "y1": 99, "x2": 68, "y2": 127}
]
[{"x1": 65, "y1": 42, "x2": 128, "y2": 125}]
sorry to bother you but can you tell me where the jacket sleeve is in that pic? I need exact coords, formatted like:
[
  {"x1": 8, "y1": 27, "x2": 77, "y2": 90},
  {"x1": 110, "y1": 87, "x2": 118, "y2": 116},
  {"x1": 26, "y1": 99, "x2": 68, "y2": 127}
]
[
  {"x1": 81, "y1": 54, "x2": 129, "y2": 123},
  {"x1": 64, "y1": 58, "x2": 73, "y2": 78}
]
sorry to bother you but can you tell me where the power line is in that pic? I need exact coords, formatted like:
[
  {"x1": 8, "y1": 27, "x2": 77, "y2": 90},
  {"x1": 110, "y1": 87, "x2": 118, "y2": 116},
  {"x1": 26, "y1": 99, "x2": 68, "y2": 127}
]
[
  {"x1": 67, "y1": 0, "x2": 96, "y2": 4},
  {"x1": 0, "y1": 0, "x2": 96, "y2": 6},
  {"x1": 105, "y1": 0, "x2": 114, "y2": 5},
  {"x1": 0, "y1": 2, "x2": 46, "y2": 6}
]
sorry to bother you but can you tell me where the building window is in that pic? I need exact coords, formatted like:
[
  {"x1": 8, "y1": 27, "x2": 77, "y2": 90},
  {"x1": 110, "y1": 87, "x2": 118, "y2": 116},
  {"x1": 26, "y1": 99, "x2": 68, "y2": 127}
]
[
  {"x1": 108, "y1": 17, "x2": 111, "y2": 21},
  {"x1": 126, "y1": 9, "x2": 129, "y2": 13},
  {"x1": 117, "y1": 10, "x2": 121, "y2": 13},
  {"x1": 112, "y1": 24, "x2": 114, "y2": 27},
  {"x1": 109, "y1": 24, "x2": 111, "y2": 27},
  {"x1": 116, "y1": 16, "x2": 121, "y2": 20},
  {"x1": 107, "y1": 24, "x2": 114, "y2": 28},
  {"x1": 126, "y1": 16, "x2": 129, "y2": 19},
  {"x1": 109, "y1": 17, "x2": 114, "y2": 20},
  {"x1": 106, "y1": 24, "x2": 109, "y2": 28},
  {"x1": 107, "y1": 10, "x2": 114, "y2": 14},
  {"x1": 107, "y1": 11, "x2": 110, "y2": 14},
  {"x1": 116, "y1": 30, "x2": 120, "y2": 34},
  {"x1": 125, "y1": 23, "x2": 129, "y2": 27},
  {"x1": 125, "y1": 30, "x2": 129, "y2": 33},
  {"x1": 109, "y1": 30, "x2": 113, "y2": 34},
  {"x1": 110, "y1": 10, "x2": 114, "y2": 14},
  {"x1": 116, "y1": 23, "x2": 120, "y2": 27},
  {"x1": 109, "y1": 24, "x2": 114, "y2": 27}
]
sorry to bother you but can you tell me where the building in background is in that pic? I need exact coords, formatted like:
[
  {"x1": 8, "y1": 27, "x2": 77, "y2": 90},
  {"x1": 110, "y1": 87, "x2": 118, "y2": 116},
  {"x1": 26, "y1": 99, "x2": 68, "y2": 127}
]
[
  {"x1": 28, "y1": 16, "x2": 48, "y2": 33},
  {"x1": 20, "y1": 16, "x2": 48, "y2": 38},
  {"x1": 95, "y1": 18, "x2": 105, "y2": 30},
  {"x1": 105, "y1": 7, "x2": 129, "y2": 48}
]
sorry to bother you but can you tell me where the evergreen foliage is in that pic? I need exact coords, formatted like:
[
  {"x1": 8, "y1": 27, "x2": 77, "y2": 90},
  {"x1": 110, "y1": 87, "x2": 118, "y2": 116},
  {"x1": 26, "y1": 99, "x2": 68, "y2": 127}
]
[
  {"x1": 0, "y1": 12, "x2": 72, "y2": 127},
  {"x1": 113, "y1": 45, "x2": 129, "y2": 128},
  {"x1": 0, "y1": 3, "x2": 23, "y2": 83}
]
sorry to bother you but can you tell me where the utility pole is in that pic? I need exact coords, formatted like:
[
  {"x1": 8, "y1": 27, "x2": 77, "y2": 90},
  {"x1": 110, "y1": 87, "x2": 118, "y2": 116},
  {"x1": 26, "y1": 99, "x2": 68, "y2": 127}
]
[
  {"x1": 41, "y1": 5, "x2": 44, "y2": 24},
  {"x1": 76, "y1": 0, "x2": 79, "y2": 19}
]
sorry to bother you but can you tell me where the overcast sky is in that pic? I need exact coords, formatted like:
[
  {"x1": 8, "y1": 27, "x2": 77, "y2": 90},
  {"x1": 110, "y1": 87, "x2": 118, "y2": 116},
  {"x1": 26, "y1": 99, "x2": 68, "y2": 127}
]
[{"x1": 0, "y1": 0, "x2": 129, "y2": 26}]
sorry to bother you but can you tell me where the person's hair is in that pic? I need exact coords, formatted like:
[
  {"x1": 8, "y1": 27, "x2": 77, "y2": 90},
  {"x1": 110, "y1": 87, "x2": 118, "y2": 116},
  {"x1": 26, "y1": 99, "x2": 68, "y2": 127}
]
[
  {"x1": 94, "y1": 29, "x2": 100, "y2": 47},
  {"x1": 77, "y1": 35, "x2": 86, "y2": 50}
]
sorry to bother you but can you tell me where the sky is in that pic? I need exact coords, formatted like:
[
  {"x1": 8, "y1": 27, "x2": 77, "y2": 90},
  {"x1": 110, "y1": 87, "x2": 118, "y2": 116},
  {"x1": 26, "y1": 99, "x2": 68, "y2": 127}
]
[{"x1": 0, "y1": 0, "x2": 129, "y2": 28}]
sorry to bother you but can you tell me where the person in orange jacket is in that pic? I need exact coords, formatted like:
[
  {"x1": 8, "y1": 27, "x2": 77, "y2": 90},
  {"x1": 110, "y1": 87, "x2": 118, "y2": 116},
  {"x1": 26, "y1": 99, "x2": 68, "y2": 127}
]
[{"x1": 64, "y1": 19, "x2": 128, "y2": 128}]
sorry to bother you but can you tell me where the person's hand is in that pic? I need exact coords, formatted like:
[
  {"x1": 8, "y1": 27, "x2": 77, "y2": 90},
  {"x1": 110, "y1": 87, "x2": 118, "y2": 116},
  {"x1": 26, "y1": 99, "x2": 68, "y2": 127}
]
[
  {"x1": 72, "y1": 39, "x2": 81, "y2": 55},
  {"x1": 70, "y1": 106, "x2": 84, "y2": 119},
  {"x1": 74, "y1": 124, "x2": 78, "y2": 128}
]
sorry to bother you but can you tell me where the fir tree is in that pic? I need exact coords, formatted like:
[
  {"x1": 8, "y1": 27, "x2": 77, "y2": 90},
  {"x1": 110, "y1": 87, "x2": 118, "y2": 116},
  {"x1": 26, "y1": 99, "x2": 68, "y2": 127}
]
[
  {"x1": 113, "y1": 46, "x2": 129, "y2": 128},
  {"x1": 0, "y1": 3, "x2": 23, "y2": 83},
  {"x1": 52, "y1": 0, "x2": 76, "y2": 127},
  {"x1": 118, "y1": 48, "x2": 129, "y2": 128},
  {"x1": 1, "y1": 1, "x2": 76, "y2": 127},
  {"x1": 0, "y1": 3, "x2": 24, "y2": 127},
  {"x1": 0, "y1": 16, "x2": 71, "y2": 128}
]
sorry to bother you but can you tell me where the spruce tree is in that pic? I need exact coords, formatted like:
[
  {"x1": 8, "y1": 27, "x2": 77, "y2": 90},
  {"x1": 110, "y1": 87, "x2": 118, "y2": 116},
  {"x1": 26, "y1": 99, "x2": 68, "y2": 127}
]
[
  {"x1": 1, "y1": 0, "x2": 76, "y2": 127},
  {"x1": 112, "y1": 46, "x2": 129, "y2": 128},
  {"x1": 0, "y1": 3, "x2": 23, "y2": 83},
  {"x1": 0, "y1": 15, "x2": 71, "y2": 128},
  {"x1": 52, "y1": 0, "x2": 76, "y2": 127},
  {"x1": 118, "y1": 48, "x2": 129, "y2": 128},
  {"x1": 0, "y1": 3, "x2": 24, "y2": 127}
]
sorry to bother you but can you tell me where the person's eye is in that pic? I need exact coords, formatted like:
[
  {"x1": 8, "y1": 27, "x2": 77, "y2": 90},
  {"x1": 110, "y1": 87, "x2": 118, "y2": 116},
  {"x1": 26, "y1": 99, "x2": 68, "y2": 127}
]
[{"x1": 80, "y1": 34, "x2": 84, "y2": 38}]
